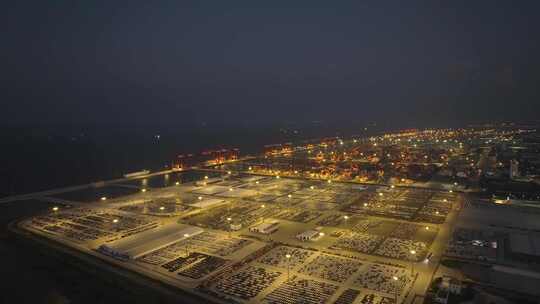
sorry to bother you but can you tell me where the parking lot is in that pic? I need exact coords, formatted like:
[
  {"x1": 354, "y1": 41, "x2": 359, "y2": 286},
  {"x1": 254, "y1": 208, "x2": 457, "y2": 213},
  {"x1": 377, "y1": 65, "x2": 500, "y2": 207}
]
[
  {"x1": 208, "y1": 245, "x2": 411, "y2": 303},
  {"x1": 21, "y1": 172, "x2": 457, "y2": 303}
]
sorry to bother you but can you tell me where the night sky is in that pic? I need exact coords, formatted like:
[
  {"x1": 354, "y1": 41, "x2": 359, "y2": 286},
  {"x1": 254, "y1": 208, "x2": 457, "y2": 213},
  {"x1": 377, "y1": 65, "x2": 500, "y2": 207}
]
[{"x1": 2, "y1": 1, "x2": 540, "y2": 127}]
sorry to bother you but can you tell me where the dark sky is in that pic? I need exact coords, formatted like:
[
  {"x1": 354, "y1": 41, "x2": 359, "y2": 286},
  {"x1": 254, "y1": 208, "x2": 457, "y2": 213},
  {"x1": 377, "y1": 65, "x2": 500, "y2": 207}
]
[{"x1": 2, "y1": 1, "x2": 539, "y2": 127}]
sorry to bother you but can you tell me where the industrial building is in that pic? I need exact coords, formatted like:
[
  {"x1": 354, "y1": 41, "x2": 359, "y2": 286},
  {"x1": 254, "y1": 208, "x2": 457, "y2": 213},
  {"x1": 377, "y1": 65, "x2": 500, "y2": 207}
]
[
  {"x1": 296, "y1": 229, "x2": 322, "y2": 241},
  {"x1": 98, "y1": 224, "x2": 203, "y2": 260},
  {"x1": 249, "y1": 221, "x2": 279, "y2": 234}
]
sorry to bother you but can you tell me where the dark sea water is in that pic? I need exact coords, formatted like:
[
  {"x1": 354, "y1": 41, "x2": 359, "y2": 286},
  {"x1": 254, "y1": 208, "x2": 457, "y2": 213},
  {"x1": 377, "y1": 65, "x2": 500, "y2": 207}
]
[{"x1": 0, "y1": 122, "x2": 383, "y2": 197}]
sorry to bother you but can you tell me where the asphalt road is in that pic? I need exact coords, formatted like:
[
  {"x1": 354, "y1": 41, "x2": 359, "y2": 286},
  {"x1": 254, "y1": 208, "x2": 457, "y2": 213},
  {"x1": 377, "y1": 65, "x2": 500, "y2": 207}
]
[{"x1": 403, "y1": 195, "x2": 462, "y2": 303}]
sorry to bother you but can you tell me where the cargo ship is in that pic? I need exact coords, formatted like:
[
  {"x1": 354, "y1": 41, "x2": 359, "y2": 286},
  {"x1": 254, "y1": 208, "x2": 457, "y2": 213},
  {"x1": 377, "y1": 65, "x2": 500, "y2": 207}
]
[{"x1": 123, "y1": 170, "x2": 150, "y2": 178}]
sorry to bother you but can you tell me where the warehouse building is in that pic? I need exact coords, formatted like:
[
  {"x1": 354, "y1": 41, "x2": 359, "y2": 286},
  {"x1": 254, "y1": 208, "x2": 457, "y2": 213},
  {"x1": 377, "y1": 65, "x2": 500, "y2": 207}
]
[{"x1": 98, "y1": 224, "x2": 203, "y2": 260}]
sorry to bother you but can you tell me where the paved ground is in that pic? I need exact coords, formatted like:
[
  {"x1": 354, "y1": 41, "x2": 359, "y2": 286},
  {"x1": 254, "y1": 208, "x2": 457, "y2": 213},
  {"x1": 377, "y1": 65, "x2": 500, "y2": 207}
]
[{"x1": 8, "y1": 172, "x2": 465, "y2": 304}]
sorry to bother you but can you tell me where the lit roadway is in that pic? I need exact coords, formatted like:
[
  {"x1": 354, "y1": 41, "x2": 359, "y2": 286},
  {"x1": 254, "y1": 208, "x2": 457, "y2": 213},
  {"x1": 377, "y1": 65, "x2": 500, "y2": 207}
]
[{"x1": 403, "y1": 195, "x2": 463, "y2": 303}]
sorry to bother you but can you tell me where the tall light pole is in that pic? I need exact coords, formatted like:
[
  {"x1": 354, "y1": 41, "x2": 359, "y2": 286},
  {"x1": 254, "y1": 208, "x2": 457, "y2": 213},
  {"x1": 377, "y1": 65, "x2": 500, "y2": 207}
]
[
  {"x1": 261, "y1": 204, "x2": 266, "y2": 223},
  {"x1": 227, "y1": 217, "x2": 232, "y2": 238},
  {"x1": 392, "y1": 276, "x2": 399, "y2": 304},
  {"x1": 287, "y1": 194, "x2": 292, "y2": 212},
  {"x1": 183, "y1": 233, "x2": 190, "y2": 256},
  {"x1": 285, "y1": 254, "x2": 291, "y2": 281},
  {"x1": 410, "y1": 250, "x2": 416, "y2": 277},
  {"x1": 255, "y1": 180, "x2": 261, "y2": 198}
]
